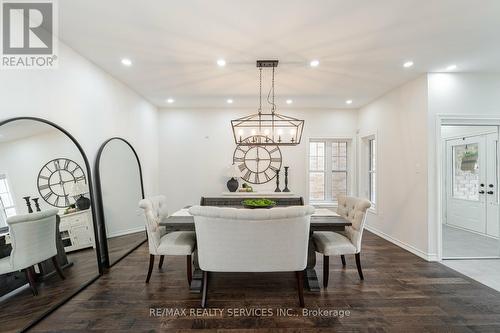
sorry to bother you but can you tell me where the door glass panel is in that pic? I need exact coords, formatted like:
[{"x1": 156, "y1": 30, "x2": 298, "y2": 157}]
[{"x1": 452, "y1": 143, "x2": 479, "y2": 201}]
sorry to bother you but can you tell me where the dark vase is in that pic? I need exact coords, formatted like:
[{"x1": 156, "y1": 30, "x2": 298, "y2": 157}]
[
  {"x1": 76, "y1": 195, "x2": 91, "y2": 210},
  {"x1": 227, "y1": 177, "x2": 239, "y2": 192}
]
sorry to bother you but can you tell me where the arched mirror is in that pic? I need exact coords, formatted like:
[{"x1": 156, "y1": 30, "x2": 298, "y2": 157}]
[
  {"x1": 95, "y1": 138, "x2": 146, "y2": 267},
  {"x1": 0, "y1": 117, "x2": 101, "y2": 332}
]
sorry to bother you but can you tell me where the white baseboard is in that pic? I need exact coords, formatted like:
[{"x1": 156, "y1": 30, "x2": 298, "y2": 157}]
[
  {"x1": 107, "y1": 226, "x2": 145, "y2": 239},
  {"x1": 365, "y1": 225, "x2": 437, "y2": 262}
]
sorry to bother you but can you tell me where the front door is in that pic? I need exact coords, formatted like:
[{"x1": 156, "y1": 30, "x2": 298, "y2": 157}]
[
  {"x1": 444, "y1": 130, "x2": 499, "y2": 258},
  {"x1": 446, "y1": 135, "x2": 487, "y2": 233}
]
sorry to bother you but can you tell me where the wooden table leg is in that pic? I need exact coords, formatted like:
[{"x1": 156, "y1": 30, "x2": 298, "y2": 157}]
[
  {"x1": 189, "y1": 249, "x2": 203, "y2": 293},
  {"x1": 305, "y1": 232, "x2": 320, "y2": 292}
]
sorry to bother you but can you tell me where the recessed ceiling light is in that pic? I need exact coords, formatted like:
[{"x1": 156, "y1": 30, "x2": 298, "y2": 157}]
[
  {"x1": 286, "y1": 99, "x2": 293, "y2": 104},
  {"x1": 310, "y1": 60, "x2": 320, "y2": 67},
  {"x1": 217, "y1": 59, "x2": 226, "y2": 67},
  {"x1": 121, "y1": 58, "x2": 132, "y2": 66},
  {"x1": 166, "y1": 98, "x2": 174, "y2": 104},
  {"x1": 446, "y1": 64, "x2": 457, "y2": 71},
  {"x1": 403, "y1": 61, "x2": 414, "y2": 68},
  {"x1": 227, "y1": 99, "x2": 233, "y2": 104},
  {"x1": 346, "y1": 100, "x2": 353, "y2": 105}
]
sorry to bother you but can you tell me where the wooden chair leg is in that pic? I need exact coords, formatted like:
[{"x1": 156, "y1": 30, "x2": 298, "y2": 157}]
[
  {"x1": 25, "y1": 267, "x2": 38, "y2": 296},
  {"x1": 355, "y1": 253, "x2": 364, "y2": 280},
  {"x1": 186, "y1": 255, "x2": 192, "y2": 285},
  {"x1": 340, "y1": 255, "x2": 346, "y2": 267},
  {"x1": 295, "y1": 271, "x2": 305, "y2": 308},
  {"x1": 51, "y1": 256, "x2": 65, "y2": 280},
  {"x1": 201, "y1": 271, "x2": 208, "y2": 308},
  {"x1": 323, "y1": 255, "x2": 329, "y2": 288},
  {"x1": 146, "y1": 255, "x2": 155, "y2": 283},
  {"x1": 158, "y1": 255, "x2": 165, "y2": 270}
]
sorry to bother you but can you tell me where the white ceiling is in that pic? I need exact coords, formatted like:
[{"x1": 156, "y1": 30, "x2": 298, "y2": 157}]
[
  {"x1": 59, "y1": 0, "x2": 500, "y2": 109},
  {"x1": 0, "y1": 121, "x2": 55, "y2": 143}
]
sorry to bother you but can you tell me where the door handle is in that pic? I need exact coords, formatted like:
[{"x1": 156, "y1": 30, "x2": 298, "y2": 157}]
[
  {"x1": 479, "y1": 190, "x2": 485, "y2": 194},
  {"x1": 487, "y1": 191, "x2": 494, "y2": 195}
]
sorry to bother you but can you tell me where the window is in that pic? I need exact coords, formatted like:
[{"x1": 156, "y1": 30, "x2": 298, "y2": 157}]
[
  {"x1": 0, "y1": 175, "x2": 16, "y2": 228},
  {"x1": 368, "y1": 138, "x2": 377, "y2": 205},
  {"x1": 309, "y1": 139, "x2": 350, "y2": 204}
]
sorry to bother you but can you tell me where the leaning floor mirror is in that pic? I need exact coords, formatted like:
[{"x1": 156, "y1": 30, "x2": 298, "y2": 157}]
[
  {"x1": 0, "y1": 117, "x2": 101, "y2": 332},
  {"x1": 95, "y1": 138, "x2": 146, "y2": 267}
]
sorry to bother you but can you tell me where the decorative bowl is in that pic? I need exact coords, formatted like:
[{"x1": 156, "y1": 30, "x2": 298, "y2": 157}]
[{"x1": 242, "y1": 198, "x2": 277, "y2": 209}]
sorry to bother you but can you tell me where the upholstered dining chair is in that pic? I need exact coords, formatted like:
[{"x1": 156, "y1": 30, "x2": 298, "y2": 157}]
[
  {"x1": 0, "y1": 209, "x2": 65, "y2": 296},
  {"x1": 189, "y1": 205, "x2": 315, "y2": 308},
  {"x1": 139, "y1": 195, "x2": 196, "y2": 284},
  {"x1": 313, "y1": 195, "x2": 371, "y2": 287}
]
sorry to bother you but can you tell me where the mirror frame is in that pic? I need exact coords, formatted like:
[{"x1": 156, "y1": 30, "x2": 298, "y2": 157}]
[
  {"x1": 0, "y1": 116, "x2": 103, "y2": 332},
  {"x1": 94, "y1": 137, "x2": 146, "y2": 268}
]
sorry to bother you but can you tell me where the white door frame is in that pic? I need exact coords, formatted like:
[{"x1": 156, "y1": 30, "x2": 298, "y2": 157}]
[{"x1": 435, "y1": 114, "x2": 500, "y2": 261}]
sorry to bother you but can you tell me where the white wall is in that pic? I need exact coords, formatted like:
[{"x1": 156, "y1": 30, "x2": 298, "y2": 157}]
[
  {"x1": 158, "y1": 108, "x2": 358, "y2": 212},
  {"x1": 0, "y1": 129, "x2": 87, "y2": 215},
  {"x1": 0, "y1": 43, "x2": 159, "y2": 197},
  {"x1": 427, "y1": 73, "x2": 500, "y2": 257},
  {"x1": 357, "y1": 75, "x2": 430, "y2": 258}
]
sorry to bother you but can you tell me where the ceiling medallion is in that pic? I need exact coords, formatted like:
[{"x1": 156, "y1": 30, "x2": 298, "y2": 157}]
[{"x1": 231, "y1": 60, "x2": 305, "y2": 146}]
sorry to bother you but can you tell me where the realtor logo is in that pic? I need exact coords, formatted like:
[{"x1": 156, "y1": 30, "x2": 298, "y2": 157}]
[{"x1": 1, "y1": 0, "x2": 58, "y2": 68}]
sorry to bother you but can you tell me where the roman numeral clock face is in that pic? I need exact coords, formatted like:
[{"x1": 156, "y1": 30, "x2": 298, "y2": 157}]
[
  {"x1": 37, "y1": 158, "x2": 87, "y2": 208},
  {"x1": 233, "y1": 135, "x2": 282, "y2": 184}
]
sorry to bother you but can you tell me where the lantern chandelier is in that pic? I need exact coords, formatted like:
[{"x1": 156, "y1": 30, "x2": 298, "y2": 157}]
[{"x1": 231, "y1": 60, "x2": 304, "y2": 146}]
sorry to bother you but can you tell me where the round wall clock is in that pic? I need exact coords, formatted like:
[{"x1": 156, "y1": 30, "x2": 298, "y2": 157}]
[
  {"x1": 233, "y1": 135, "x2": 282, "y2": 184},
  {"x1": 37, "y1": 158, "x2": 87, "y2": 208}
]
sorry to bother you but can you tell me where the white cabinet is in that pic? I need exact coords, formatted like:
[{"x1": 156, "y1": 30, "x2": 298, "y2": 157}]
[{"x1": 59, "y1": 210, "x2": 95, "y2": 252}]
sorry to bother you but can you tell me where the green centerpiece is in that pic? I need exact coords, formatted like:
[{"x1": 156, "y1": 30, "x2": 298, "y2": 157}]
[{"x1": 242, "y1": 198, "x2": 277, "y2": 209}]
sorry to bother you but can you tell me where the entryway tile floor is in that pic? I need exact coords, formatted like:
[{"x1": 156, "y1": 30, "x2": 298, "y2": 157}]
[{"x1": 442, "y1": 259, "x2": 500, "y2": 292}]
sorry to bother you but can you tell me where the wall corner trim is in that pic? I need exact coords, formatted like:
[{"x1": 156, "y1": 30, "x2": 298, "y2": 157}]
[{"x1": 365, "y1": 225, "x2": 435, "y2": 262}]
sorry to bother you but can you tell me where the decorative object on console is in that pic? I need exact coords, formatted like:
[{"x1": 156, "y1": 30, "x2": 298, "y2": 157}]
[
  {"x1": 240, "y1": 183, "x2": 253, "y2": 192},
  {"x1": 37, "y1": 158, "x2": 87, "y2": 208},
  {"x1": 225, "y1": 164, "x2": 240, "y2": 192},
  {"x1": 230, "y1": 60, "x2": 304, "y2": 146},
  {"x1": 23, "y1": 196, "x2": 33, "y2": 213},
  {"x1": 32, "y1": 197, "x2": 41, "y2": 212},
  {"x1": 275, "y1": 169, "x2": 281, "y2": 192},
  {"x1": 233, "y1": 135, "x2": 282, "y2": 185},
  {"x1": 68, "y1": 182, "x2": 91, "y2": 210},
  {"x1": 242, "y1": 198, "x2": 276, "y2": 209},
  {"x1": 283, "y1": 166, "x2": 290, "y2": 192}
]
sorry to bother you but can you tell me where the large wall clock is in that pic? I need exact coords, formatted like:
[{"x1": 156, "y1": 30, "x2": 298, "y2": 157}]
[
  {"x1": 37, "y1": 158, "x2": 87, "y2": 208},
  {"x1": 233, "y1": 135, "x2": 282, "y2": 184}
]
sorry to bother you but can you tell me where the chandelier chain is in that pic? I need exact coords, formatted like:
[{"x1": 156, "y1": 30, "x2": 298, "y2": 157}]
[
  {"x1": 272, "y1": 66, "x2": 276, "y2": 113},
  {"x1": 258, "y1": 67, "x2": 262, "y2": 114}
]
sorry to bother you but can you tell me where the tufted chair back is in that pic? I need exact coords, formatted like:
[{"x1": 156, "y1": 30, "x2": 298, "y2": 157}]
[
  {"x1": 189, "y1": 205, "x2": 315, "y2": 272},
  {"x1": 139, "y1": 195, "x2": 169, "y2": 255},
  {"x1": 336, "y1": 195, "x2": 371, "y2": 253},
  {"x1": 7, "y1": 209, "x2": 59, "y2": 271}
]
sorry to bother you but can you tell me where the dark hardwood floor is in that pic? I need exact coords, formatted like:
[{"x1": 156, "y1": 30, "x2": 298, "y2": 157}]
[
  {"x1": 0, "y1": 248, "x2": 99, "y2": 333},
  {"x1": 107, "y1": 231, "x2": 146, "y2": 265},
  {"x1": 31, "y1": 232, "x2": 500, "y2": 332}
]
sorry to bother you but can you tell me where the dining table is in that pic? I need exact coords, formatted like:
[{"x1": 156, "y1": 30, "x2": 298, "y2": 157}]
[{"x1": 159, "y1": 207, "x2": 351, "y2": 293}]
